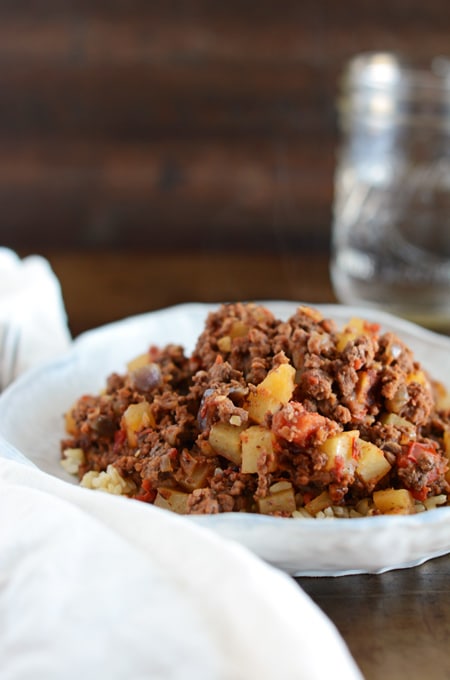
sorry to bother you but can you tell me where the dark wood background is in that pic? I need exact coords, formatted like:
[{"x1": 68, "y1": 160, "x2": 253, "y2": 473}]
[{"x1": 1, "y1": 0, "x2": 449, "y2": 253}]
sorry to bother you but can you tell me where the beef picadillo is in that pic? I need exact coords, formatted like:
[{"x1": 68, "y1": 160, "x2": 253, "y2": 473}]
[{"x1": 61, "y1": 303, "x2": 450, "y2": 517}]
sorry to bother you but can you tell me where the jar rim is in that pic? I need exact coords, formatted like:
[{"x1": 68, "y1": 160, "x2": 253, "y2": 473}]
[{"x1": 342, "y1": 51, "x2": 450, "y2": 96}]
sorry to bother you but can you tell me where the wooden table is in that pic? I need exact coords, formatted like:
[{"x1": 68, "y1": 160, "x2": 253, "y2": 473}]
[{"x1": 45, "y1": 250, "x2": 450, "y2": 680}]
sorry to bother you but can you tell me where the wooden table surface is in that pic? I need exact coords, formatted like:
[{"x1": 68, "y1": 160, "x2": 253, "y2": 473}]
[{"x1": 45, "y1": 250, "x2": 450, "y2": 680}]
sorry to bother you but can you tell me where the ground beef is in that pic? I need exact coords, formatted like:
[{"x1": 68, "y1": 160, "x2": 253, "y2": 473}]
[{"x1": 61, "y1": 303, "x2": 450, "y2": 517}]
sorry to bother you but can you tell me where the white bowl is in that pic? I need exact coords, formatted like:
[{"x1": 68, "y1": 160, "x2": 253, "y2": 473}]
[{"x1": 1, "y1": 301, "x2": 450, "y2": 576}]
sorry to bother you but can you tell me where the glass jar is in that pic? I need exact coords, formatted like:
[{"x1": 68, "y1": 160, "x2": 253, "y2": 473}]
[{"x1": 330, "y1": 52, "x2": 450, "y2": 332}]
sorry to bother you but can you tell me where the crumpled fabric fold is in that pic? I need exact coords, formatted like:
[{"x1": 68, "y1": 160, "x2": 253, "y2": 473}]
[
  {"x1": 0, "y1": 457, "x2": 363, "y2": 680},
  {"x1": 0, "y1": 248, "x2": 71, "y2": 379}
]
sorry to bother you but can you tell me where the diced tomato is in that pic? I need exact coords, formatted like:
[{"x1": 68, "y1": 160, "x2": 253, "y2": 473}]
[
  {"x1": 397, "y1": 442, "x2": 437, "y2": 468},
  {"x1": 355, "y1": 369, "x2": 377, "y2": 406},
  {"x1": 397, "y1": 442, "x2": 447, "y2": 500},
  {"x1": 333, "y1": 455, "x2": 345, "y2": 479},
  {"x1": 135, "y1": 478, "x2": 156, "y2": 504},
  {"x1": 363, "y1": 321, "x2": 380, "y2": 336},
  {"x1": 113, "y1": 428, "x2": 127, "y2": 453},
  {"x1": 272, "y1": 402, "x2": 338, "y2": 448},
  {"x1": 411, "y1": 487, "x2": 429, "y2": 502}
]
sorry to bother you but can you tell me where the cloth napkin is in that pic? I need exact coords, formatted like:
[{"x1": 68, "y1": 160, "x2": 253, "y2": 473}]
[
  {"x1": 0, "y1": 248, "x2": 71, "y2": 379},
  {"x1": 0, "y1": 250, "x2": 363, "y2": 680},
  {"x1": 0, "y1": 458, "x2": 363, "y2": 680}
]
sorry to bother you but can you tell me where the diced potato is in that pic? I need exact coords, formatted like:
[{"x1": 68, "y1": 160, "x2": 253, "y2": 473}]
[
  {"x1": 127, "y1": 352, "x2": 150, "y2": 372},
  {"x1": 320, "y1": 430, "x2": 359, "y2": 475},
  {"x1": 217, "y1": 336, "x2": 232, "y2": 352},
  {"x1": 443, "y1": 430, "x2": 450, "y2": 459},
  {"x1": 406, "y1": 370, "x2": 428, "y2": 387},
  {"x1": 384, "y1": 384, "x2": 410, "y2": 414},
  {"x1": 298, "y1": 305, "x2": 323, "y2": 323},
  {"x1": 208, "y1": 422, "x2": 245, "y2": 466},
  {"x1": 64, "y1": 406, "x2": 77, "y2": 436},
  {"x1": 195, "y1": 438, "x2": 216, "y2": 457},
  {"x1": 336, "y1": 318, "x2": 367, "y2": 352},
  {"x1": 247, "y1": 362, "x2": 296, "y2": 425},
  {"x1": 434, "y1": 381, "x2": 450, "y2": 410},
  {"x1": 336, "y1": 320, "x2": 363, "y2": 352},
  {"x1": 154, "y1": 488, "x2": 190, "y2": 514},
  {"x1": 177, "y1": 459, "x2": 211, "y2": 492},
  {"x1": 373, "y1": 488, "x2": 415, "y2": 515},
  {"x1": 354, "y1": 371, "x2": 373, "y2": 404},
  {"x1": 215, "y1": 320, "x2": 250, "y2": 352},
  {"x1": 121, "y1": 401, "x2": 155, "y2": 447},
  {"x1": 380, "y1": 413, "x2": 416, "y2": 437},
  {"x1": 304, "y1": 490, "x2": 332, "y2": 516},
  {"x1": 336, "y1": 317, "x2": 379, "y2": 352},
  {"x1": 240, "y1": 425, "x2": 276, "y2": 474},
  {"x1": 268, "y1": 481, "x2": 292, "y2": 494},
  {"x1": 443, "y1": 431, "x2": 450, "y2": 484},
  {"x1": 356, "y1": 439, "x2": 392, "y2": 485},
  {"x1": 257, "y1": 481, "x2": 296, "y2": 515},
  {"x1": 229, "y1": 320, "x2": 249, "y2": 338}
]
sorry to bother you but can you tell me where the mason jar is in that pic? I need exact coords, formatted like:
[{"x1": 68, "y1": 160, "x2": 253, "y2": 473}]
[{"x1": 330, "y1": 52, "x2": 450, "y2": 332}]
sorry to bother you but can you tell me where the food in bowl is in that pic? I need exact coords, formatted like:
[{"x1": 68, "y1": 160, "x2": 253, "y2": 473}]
[{"x1": 61, "y1": 303, "x2": 450, "y2": 517}]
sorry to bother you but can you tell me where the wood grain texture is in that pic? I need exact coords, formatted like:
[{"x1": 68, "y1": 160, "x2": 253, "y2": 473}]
[
  {"x1": 44, "y1": 250, "x2": 335, "y2": 336},
  {"x1": 0, "y1": 63, "x2": 330, "y2": 138},
  {"x1": 0, "y1": 1, "x2": 449, "y2": 250},
  {"x1": 299, "y1": 553, "x2": 450, "y2": 680},
  {"x1": 0, "y1": 139, "x2": 333, "y2": 250}
]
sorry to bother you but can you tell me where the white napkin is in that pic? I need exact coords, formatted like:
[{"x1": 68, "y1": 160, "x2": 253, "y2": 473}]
[
  {"x1": 0, "y1": 248, "x2": 71, "y2": 379},
  {"x1": 0, "y1": 250, "x2": 363, "y2": 679},
  {"x1": 0, "y1": 458, "x2": 363, "y2": 680}
]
